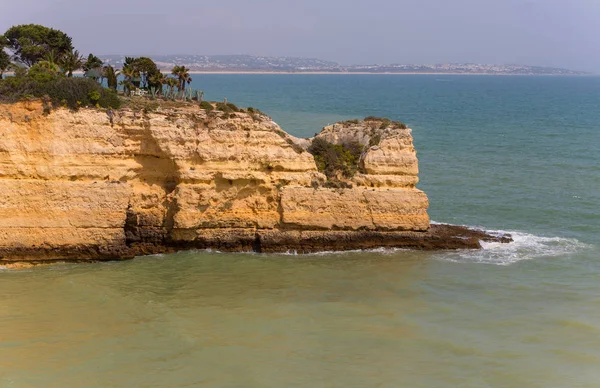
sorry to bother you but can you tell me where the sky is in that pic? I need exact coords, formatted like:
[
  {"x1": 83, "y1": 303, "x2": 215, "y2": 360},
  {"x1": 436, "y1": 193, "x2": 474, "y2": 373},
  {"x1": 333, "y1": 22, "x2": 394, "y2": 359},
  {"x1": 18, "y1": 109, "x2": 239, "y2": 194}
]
[{"x1": 1, "y1": 0, "x2": 598, "y2": 72}]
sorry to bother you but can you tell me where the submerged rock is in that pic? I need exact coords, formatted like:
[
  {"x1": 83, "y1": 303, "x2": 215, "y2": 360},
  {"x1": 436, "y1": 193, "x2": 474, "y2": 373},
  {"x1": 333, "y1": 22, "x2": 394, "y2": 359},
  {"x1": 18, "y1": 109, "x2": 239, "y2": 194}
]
[{"x1": 0, "y1": 101, "x2": 510, "y2": 265}]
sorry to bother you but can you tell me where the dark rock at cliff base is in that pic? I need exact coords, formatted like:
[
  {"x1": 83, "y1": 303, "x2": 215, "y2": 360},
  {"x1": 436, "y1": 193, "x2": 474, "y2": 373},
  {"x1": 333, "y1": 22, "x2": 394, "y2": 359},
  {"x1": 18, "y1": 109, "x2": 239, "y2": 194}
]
[
  {"x1": 255, "y1": 224, "x2": 512, "y2": 253},
  {"x1": 140, "y1": 224, "x2": 512, "y2": 255},
  {"x1": 0, "y1": 224, "x2": 512, "y2": 267}
]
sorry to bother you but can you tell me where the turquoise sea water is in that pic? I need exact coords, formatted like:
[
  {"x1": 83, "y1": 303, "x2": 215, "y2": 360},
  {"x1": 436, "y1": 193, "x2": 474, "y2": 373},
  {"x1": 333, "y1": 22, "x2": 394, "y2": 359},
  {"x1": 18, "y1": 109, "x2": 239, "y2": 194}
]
[{"x1": 1, "y1": 75, "x2": 599, "y2": 387}]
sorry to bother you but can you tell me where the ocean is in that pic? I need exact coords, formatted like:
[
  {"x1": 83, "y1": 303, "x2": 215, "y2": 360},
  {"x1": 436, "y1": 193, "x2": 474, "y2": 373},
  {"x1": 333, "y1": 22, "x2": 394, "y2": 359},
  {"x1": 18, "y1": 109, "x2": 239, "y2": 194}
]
[{"x1": 1, "y1": 75, "x2": 599, "y2": 387}]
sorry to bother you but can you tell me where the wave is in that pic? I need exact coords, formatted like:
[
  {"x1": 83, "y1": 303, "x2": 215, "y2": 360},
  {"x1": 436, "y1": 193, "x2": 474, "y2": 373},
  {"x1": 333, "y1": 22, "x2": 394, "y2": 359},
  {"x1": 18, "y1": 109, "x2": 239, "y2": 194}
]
[
  {"x1": 278, "y1": 247, "x2": 394, "y2": 257},
  {"x1": 278, "y1": 224, "x2": 592, "y2": 266},
  {"x1": 438, "y1": 229, "x2": 591, "y2": 266}
]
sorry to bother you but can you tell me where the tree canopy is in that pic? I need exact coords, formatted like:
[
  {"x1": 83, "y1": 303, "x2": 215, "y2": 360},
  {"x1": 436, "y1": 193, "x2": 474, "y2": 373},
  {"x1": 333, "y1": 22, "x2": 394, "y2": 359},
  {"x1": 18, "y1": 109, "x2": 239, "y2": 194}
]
[
  {"x1": 83, "y1": 54, "x2": 103, "y2": 81},
  {"x1": 0, "y1": 49, "x2": 10, "y2": 76},
  {"x1": 83, "y1": 54, "x2": 103, "y2": 72},
  {"x1": 2, "y1": 24, "x2": 73, "y2": 67},
  {"x1": 134, "y1": 57, "x2": 160, "y2": 88},
  {"x1": 103, "y1": 65, "x2": 118, "y2": 90},
  {"x1": 59, "y1": 49, "x2": 84, "y2": 77},
  {"x1": 121, "y1": 57, "x2": 160, "y2": 89},
  {"x1": 1, "y1": 23, "x2": 204, "y2": 107},
  {"x1": 172, "y1": 65, "x2": 192, "y2": 96}
]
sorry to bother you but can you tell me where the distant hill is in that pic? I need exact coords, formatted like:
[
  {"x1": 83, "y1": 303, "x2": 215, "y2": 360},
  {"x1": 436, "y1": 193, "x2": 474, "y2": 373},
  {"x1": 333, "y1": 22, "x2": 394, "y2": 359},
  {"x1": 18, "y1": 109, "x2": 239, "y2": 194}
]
[{"x1": 98, "y1": 55, "x2": 589, "y2": 75}]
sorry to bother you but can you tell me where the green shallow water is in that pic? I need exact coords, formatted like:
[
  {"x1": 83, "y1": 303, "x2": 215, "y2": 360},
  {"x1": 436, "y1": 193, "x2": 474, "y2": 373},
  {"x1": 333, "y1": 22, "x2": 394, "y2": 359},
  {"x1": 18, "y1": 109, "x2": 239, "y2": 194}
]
[
  {"x1": 2, "y1": 249, "x2": 599, "y2": 387},
  {"x1": 1, "y1": 75, "x2": 599, "y2": 387}
]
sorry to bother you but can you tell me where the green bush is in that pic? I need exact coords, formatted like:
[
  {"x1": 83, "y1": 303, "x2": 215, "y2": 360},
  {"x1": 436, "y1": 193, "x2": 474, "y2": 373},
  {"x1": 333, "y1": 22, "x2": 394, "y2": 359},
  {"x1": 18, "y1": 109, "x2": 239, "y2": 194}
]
[
  {"x1": 44, "y1": 78, "x2": 120, "y2": 109},
  {"x1": 246, "y1": 106, "x2": 265, "y2": 115},
  {"x1": 215, "y1": 102, "x2": 240, "y2": 113},
  {"x1": 342, "y1": 119, "x2": 360, "y2": 125},
  {"x1": 88, "y1": 90, "x2": 101, "y2": 104},
  {"x1": 308, "y1": 138, "x2": 363, "y2": 179},
  {"x1": 27, "y1": 62, "x2": 61, "y2": 83},
  {"x1": 215, "y1": 102, "x2": 231, "y2": 112},
  {"x1": 392, "y1": 120, "x2": 407, "y2": 129},
  {"x1": 226, "y1": 102, "x2": 239, "y2": 112},
  {"x1": 364, "y1": 116, "x2": 406, "y2": 129},
  {"x1": 0, "y1": 75, "x2": 120, "y2": 109},
  {"x1": 369, "y1": 133, "x2": 382, "y2": 147},
  {"x1": 200, "y1": 100, "x2": 214, "y2": 112}
]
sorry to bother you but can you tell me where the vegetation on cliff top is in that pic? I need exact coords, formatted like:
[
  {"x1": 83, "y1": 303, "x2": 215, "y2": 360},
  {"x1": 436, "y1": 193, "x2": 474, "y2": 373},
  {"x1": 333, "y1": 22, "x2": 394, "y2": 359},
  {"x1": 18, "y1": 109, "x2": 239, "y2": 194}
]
[
  {"x1": 0, "y1": 24, "x2": 264, "y2": 115},
  {"x1": 0, "y1": 25, "x2": 119, "y2": 109},
  {"x1": 308, "y1": 138, "x2": 363, "y2": 184},
  {"x1": 0, "y1": 24, "x2": 207, "y2": 110},
  {"x1": 307, "y1": 116, "x2": 411, "y2": 186},
  {"x1": 0, "y1": 69, "x2": 121, "y2": 109},
  {"x1": 358, "y1": 116, "x2": 407, "y2": 129},
  {"x1": 2, "y1": 24, "x2": 73, "y2": 67}
]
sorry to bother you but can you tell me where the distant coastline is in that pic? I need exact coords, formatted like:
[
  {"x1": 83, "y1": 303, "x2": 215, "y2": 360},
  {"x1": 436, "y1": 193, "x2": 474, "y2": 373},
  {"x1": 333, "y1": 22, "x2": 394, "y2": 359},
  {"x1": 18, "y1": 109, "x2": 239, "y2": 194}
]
[
  {"x1": 96, "y1": 55, "x2": 591, "y2": 76},
  {"x1": 169, "y1": 71, "x2": 593, "y2": 76},
  {"x1": 3, "y1": 70, "x2": 593, "y2": 78},
  {"x1": 3, "y1": 71, "x2": 593, "y2": 77}
]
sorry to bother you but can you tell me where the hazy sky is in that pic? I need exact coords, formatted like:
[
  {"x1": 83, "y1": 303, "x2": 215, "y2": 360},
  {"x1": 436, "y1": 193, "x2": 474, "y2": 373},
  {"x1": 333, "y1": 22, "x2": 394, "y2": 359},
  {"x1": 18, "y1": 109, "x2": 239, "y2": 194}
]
[{"x1": 1, "y1": 0, "x2": 598, "y2": 71}]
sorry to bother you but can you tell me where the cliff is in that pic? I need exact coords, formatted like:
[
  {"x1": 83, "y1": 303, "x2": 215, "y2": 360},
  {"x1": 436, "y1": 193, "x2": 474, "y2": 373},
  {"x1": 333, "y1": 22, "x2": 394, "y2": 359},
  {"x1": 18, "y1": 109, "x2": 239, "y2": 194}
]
[{"x1": 0, "y1": 101, "x2": 508, "y2": 265}]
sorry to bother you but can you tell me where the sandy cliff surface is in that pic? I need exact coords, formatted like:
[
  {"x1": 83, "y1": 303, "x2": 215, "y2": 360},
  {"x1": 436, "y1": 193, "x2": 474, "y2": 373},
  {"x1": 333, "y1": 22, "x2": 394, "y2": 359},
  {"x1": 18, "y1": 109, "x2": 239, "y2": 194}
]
[{"x1": 0, "y1": 101, "x2": 507, "y2": 264}]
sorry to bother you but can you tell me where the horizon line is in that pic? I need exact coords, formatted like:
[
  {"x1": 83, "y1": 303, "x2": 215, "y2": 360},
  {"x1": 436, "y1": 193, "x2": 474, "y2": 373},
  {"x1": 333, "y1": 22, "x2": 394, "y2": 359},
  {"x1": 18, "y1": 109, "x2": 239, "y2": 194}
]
[{"x1": 94, "y1": 54, "x2": 588, "y2": 73}]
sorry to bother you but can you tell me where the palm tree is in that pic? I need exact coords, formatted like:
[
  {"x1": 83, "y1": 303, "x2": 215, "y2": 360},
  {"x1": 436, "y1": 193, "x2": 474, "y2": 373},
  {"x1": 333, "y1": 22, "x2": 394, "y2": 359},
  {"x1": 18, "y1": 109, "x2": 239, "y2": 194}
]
[
  {"x1": 41, "y1": 50, "x2": 65, "y2": 77},
  {"x1": 83, "y1": 54, "x2": 103, "y2": 72},
  {"x1": 149, "y1": 71, "x2": 167, "y2": 96},
  {"x1": 35, "y1": 60, "x2": 62, "y2": 74},
  {"x1": 165, "y1": 77, "x2": 179, "y2": 99},
  {"x1": 171, "y1": 65, "x2": 192, "y2": 99},
  {"x1": 119, "y1": 80, "x2": 129, "y2": 95},
  {"x1": 83, "y1": 54, "x2": 104, "y2": 82},
  {"x1": 123, "y1": 57, "x2": 143, "y2": 88},
  {"x1": 121, "y1": 64, "x2": 136, "y2": 95},
  {"x1": 123, "y1": 57, "x2": 136, "y2": 68},
  {"x1": 59, "y1": 49, "x2": 84, "y2": 77},
  {"x1": 43, "y1": 50, "x2": 61, "y2": 67},
  {"x1": 103, "y1": 65, "x2": 119, "y2": 90}
]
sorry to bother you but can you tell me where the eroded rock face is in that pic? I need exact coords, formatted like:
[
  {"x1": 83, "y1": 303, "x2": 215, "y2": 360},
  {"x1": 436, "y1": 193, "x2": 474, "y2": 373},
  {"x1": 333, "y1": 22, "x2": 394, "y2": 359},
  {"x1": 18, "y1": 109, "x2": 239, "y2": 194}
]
[
  {"x1": 0, "y1": 102, "x2": 500, "y2": 264},
  {"x1": 280, "y1": 187, "x2": 429, "y2": 231},
  {"x1": 315, "y1": 119, "x2": 420, "y2": 182}
]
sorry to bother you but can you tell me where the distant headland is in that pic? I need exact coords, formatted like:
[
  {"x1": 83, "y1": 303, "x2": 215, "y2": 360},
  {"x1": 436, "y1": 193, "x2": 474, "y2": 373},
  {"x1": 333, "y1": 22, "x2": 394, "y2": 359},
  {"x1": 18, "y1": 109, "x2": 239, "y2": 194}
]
[{"x1": 99, "y1": 55, "x2": 590, "y2": 76}]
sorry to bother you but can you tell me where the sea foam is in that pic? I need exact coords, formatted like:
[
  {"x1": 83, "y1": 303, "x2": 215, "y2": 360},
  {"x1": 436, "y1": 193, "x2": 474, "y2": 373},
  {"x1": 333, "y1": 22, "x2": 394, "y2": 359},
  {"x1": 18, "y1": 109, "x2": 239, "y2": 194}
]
[
  {"x1": 440, "y1": 229, "x2": 591, "y2": 266},
  {"x1": 280, "y1": 225, "x2": 592, "y2": 266}
]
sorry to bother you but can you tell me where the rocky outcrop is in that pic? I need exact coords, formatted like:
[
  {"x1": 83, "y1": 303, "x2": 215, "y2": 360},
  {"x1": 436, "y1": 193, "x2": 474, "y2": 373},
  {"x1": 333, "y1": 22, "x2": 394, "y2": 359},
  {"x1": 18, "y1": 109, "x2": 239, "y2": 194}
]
[{"x1": 0, "y1": 101, "x2": 508, "y2": 265}]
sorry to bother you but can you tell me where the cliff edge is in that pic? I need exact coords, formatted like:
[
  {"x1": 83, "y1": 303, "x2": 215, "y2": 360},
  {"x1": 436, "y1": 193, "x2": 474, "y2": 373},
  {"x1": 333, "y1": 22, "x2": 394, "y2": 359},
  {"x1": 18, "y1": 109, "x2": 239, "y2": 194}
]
[{"x1": 0, "y1": 101, "x2": 508, "y2": 265}]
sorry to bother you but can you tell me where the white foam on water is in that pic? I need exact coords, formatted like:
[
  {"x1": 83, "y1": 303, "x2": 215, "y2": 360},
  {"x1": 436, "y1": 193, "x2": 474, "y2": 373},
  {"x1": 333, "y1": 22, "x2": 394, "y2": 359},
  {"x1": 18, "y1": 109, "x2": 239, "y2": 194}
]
[
  {"x1": 439, "y1": 229, "x2": 592, "y2": 266},
  {"x1": 278, "y1": 224, "x2": 592, "y2": 266},
  {"x1": 277, "y1": 246, "x2": 406, "y2": 257}
]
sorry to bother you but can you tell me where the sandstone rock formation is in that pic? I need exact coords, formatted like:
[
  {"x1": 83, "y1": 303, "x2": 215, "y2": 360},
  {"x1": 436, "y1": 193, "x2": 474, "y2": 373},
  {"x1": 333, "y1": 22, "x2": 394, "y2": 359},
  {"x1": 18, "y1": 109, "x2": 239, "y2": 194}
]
[{"x1": 0, "y1": 101, "x2": 508, "y2": 265}]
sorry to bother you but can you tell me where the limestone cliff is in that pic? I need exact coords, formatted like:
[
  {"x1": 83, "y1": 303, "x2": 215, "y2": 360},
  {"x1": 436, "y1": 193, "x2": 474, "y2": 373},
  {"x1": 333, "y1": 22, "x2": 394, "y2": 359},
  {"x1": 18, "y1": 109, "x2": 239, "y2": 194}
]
[{"x1": 0, "y1": 101, "x2": 506, "y2": 264}]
